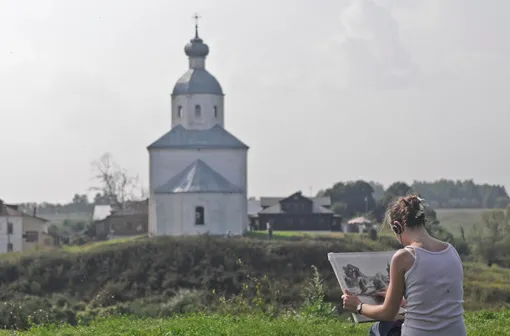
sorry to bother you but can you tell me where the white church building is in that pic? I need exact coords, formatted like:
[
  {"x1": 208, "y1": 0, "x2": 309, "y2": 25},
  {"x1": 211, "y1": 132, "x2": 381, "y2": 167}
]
[{"x1": 147, "y1": 23, "x2": 249, "y2": 236}]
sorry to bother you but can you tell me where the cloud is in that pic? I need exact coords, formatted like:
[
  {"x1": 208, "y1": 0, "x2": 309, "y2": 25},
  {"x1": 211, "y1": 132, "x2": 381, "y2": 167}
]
[{"x1": 337, "y1": 0, "x2": 418, "y2": 89}]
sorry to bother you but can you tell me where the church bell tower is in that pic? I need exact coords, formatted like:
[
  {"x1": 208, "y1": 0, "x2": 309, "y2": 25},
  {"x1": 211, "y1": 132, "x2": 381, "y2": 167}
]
[{"x1": 170, "y1": 14, "x2": 225, "y2": 131}]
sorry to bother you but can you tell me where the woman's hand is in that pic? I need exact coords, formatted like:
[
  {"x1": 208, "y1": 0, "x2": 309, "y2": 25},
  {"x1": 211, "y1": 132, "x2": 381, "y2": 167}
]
[{"x1": 341, "y1": 289, "x2": 361, "y2": 313}]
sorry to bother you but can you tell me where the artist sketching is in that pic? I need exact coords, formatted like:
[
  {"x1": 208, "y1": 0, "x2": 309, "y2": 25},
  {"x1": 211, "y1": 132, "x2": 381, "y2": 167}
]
[{"x1": 341, "y1": 195, "x2": 467, "y2": 336}]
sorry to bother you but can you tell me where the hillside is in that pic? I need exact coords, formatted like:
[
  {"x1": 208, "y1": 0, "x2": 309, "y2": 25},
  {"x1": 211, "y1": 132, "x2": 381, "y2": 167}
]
[{"x1": 0, "y1": 234, "x2": 508, "y2": 328}]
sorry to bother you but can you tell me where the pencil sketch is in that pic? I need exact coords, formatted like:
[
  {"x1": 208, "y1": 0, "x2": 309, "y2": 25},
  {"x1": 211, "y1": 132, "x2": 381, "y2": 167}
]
[{"x1": 328, "y1": 251, "x2": 405, "y2": 323}]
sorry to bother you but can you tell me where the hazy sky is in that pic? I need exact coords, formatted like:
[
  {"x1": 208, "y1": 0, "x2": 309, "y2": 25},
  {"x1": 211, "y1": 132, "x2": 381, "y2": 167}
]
[{"x1": 1, "y1": 0, "x2": 509, "y2": 203}]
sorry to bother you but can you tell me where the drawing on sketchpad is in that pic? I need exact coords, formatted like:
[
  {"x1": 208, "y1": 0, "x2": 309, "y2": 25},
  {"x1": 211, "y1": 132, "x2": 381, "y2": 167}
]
[{"x1": 328, "y1": 251, "x2": 406, "y2": 323}]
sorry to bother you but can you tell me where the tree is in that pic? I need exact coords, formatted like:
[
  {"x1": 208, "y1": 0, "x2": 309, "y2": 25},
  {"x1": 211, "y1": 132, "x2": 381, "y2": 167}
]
[
  {"x1": 90, "y1": 153, "x2": 143, "y2": 210},
  {"x1": 322, "y1": 180, "x2": 375, "y2": 218},
  {"x1": 373, "y1": 182, "x2": 413, "y2": 222},
  {"x1": 385, "y1": 182, "x2": 413, "y2": 199},
  {"x1": 412, "y1": 179, "x2": 510, "y2": 209},
  {"x1": 72, "y1": 194, "x2": 89, "y2": 204},
  {"x1": 93, "y1": 192, "x2": 110, "y2": 205},
  {"x1": 368, "y1": 181, "x2": 385, "y2": 201},
  {"x1": 469, "y1": 207, "x2": 510, "y2": 267}
]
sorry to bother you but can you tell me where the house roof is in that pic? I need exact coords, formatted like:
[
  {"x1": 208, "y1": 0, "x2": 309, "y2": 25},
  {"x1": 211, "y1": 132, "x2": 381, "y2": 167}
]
[
  {"x1": 148, "y1": 125, "x2": 248, "y2": 150},
  {"x1": 347, "y1": 216, "x2": 373, "y2": 225},
  {"x1": 111, "y1": 199, "x2": 149, "y2": 216},
  {"x1": 0, "y1": 202, "x2": 49, "y2": 222},
  {"x1": 260, "y1": 196, "x2": 331, "y2": 208},
  {"x1": 258, "y1": 202, "x2": 333, "y2": 214},
  {"x1": 154, "y1": 159, "x2": 242, "y2": 194},
  {"x1": 92, "y1": 205, "x2": 112, "y2": 221},
  {"x1": 0, "y1": 203, "x2": 22, "y2": 216},
  {"x1": 258, "y1": 201, "x2": 334, "y2": 215},
  {"x1": 248, "y1": 199, "x2": 262, "y2": 215}
]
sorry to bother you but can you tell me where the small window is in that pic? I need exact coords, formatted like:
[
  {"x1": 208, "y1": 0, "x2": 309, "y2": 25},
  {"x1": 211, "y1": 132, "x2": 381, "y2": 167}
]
[
  {"x1": 195, "y1": 206, "x2": 205, "y2": 225},
  {"x1": 7, "y1": 222, "x2": 13, "y2": 234},
  {"x1": 214, "y1": 106, "x2": 218, "y2": 117},
  {"x1": 7, "y1": 243, "x2": 13, "y2": 252},
  {"x1": 177, "y1": 105, "x2": 183, "y2": 118},
  {"x1": 24, "y1": 231, "x2": 39, "y2": 243},
  {"x1": 195, "y1": 105, "x2": 201, "y2": 117}
]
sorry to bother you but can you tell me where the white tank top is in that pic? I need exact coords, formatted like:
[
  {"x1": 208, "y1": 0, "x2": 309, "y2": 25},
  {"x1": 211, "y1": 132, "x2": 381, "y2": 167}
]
[{"x1": 402, "y1": 243, "x2": 466, "y2": 335}]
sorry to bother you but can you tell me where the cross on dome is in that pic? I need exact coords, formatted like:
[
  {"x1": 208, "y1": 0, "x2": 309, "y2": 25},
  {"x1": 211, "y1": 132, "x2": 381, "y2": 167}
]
[
  {"x1": 193, "y1": 13, "x2": 201, "y2": 38},
  {"x1": 184, "y1": 12, "x2": 209, "y2": 58}
]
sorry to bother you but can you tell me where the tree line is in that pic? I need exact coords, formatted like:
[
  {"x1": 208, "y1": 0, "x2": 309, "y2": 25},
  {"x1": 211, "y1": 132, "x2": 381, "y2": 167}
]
[{"x1": 318, "y1": 179, "x2": 509, "y2": 221}]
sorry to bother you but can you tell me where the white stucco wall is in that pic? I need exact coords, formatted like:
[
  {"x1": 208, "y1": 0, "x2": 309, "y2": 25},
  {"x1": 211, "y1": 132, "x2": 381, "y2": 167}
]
[
  {"x1": 148, "y1": 147, "x2": 248, "y2": 236},
  {"x1": 153, "y1": 193, "x2": 245, "y2": 236},
  {"x1": 0, "y1": 216, "x2": 23, "y2": 253},
  {"x1": 171, "y1": 94, "x2": 225, "y2": 130}
]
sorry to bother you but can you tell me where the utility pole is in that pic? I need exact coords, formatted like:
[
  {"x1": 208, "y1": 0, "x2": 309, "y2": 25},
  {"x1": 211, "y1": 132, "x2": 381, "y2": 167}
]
[{"x1": 6, "y1": 221, "x2": 12, "y2": 253}]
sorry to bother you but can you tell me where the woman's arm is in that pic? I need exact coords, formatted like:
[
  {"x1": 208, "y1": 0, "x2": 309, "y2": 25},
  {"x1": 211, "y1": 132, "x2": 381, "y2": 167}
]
[
  {"x1": 342, "y1": 249, "x2": 413, "y2": 321},
  {"x1": 375, "y1": 289, "x2": 407, "y2": 307}
]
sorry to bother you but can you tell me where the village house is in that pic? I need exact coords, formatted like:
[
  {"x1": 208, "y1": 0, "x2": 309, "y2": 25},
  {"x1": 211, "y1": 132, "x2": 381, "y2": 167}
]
[
  {"x1": 250, "y1": 191, "x2": 342, "y2": 231},
  {"x1": 94, "y1": 199, "x2": 149, "y2": 240},
  {"x1": 0, "y1": 200, "x2": 54, "y2": 253}
]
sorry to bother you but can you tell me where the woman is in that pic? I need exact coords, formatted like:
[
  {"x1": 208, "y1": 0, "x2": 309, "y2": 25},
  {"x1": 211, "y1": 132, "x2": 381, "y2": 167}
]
[{"x1": 342, "y1": 195, "x2": 467, "y2": 336}]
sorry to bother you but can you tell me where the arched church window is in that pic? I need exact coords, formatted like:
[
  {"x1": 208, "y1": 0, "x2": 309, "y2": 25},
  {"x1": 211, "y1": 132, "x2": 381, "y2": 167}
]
[
  {"x1": 195, "y1": 105, "x2": 201, "y2": 117},
  {"x1": 177, "y1": 105, "x2": 183, "y2": 118},
  {"x1": 214, "y1": 106, "x2": 218, "y2": 117},
  {"x1": 195, "y1": 206, "x2": 205, "y2": 225}
]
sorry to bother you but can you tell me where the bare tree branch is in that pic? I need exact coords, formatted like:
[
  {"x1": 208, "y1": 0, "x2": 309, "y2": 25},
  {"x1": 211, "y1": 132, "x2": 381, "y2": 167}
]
[{"x1": 90, "y1": 153, "x2": 144, "y2": 210}]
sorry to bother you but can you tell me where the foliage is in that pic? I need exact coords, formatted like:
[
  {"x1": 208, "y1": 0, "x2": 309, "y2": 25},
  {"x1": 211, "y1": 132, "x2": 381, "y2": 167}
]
[
  {"x1": 412, "y1": 179, "x2": 510, "y2": 209},
  {"x1": 300, "y1": 265, "x2": 337, "y2": 317},
  {"x1": 469, "y1": 207, "x2": 510, "y2": 267},
  {"x1": 322, "y1": 180, "x2": 376, "y2": 218}
]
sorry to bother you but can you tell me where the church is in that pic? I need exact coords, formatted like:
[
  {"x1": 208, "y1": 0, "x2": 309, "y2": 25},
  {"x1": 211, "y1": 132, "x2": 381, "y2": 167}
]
[{"x1": 147, "y1": 21, "x2": 249, "y2": 236}]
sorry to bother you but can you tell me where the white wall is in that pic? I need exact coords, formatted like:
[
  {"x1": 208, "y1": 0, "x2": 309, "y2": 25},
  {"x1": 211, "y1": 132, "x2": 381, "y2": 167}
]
[
  {"x1": 0, "y1": 216, "x2": 23, "y2": 253},
  {"x1": 153, "y1": 193, "x2": 245, "y2": 236},
  {"x1": 149, "y1": 148, "x2": 248, "y2": 234},
  {"x1": 171, "y1": 94, "x2": 225, "y2": 130}
]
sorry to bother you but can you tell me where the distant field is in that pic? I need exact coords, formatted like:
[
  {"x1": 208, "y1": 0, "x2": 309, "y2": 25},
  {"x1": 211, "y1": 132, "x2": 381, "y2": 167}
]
[{"x1": 436, "y1": 208, "x2": 488, "y2": 237}]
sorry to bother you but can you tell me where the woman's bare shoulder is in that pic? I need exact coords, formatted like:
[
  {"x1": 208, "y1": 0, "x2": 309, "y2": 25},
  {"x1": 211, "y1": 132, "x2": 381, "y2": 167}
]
[{"x1": 391, "y1": 248, "x2": 416, "y2": 272}]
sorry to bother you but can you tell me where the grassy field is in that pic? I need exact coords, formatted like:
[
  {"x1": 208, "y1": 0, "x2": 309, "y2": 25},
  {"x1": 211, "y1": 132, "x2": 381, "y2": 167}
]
[
  {"x1": 4, "y1": 310, "x2": 509, "y2": 335},
  {"x1": 436, "y1": 208, "x2": 486, "y2": 237},
  {"x1": 245, "y1": 230, "x2": 345, "y2": 240}
]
